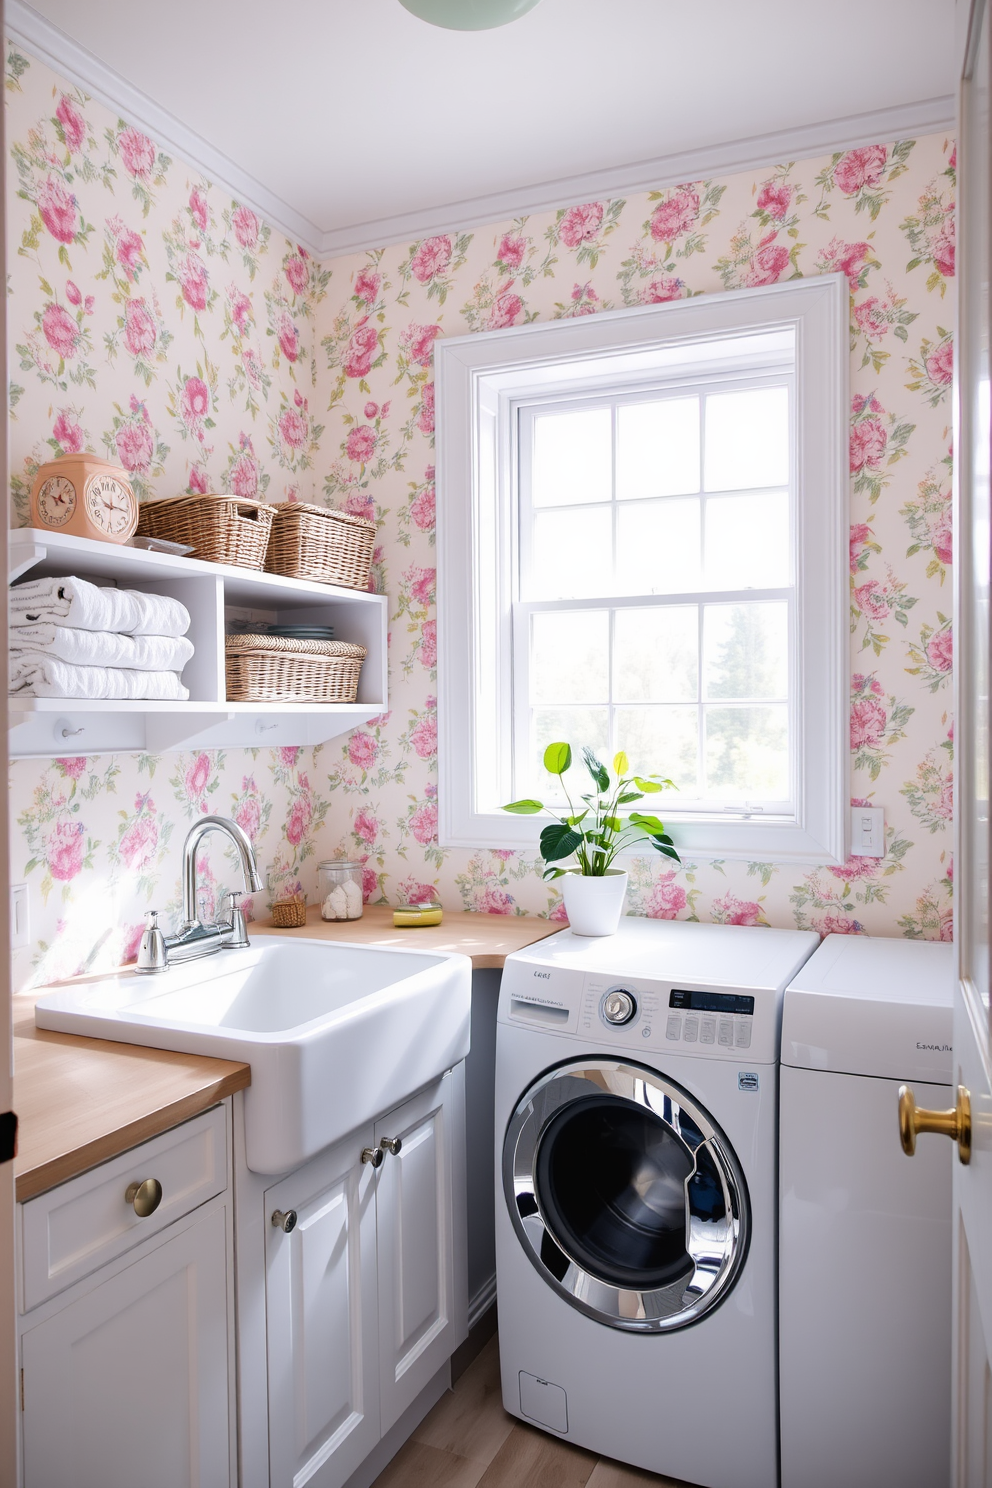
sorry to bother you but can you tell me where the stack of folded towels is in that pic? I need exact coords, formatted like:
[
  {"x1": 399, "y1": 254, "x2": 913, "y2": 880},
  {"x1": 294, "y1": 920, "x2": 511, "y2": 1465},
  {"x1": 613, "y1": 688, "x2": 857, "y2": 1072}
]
[{"x1": 9, "y1": 575, "x2": 193, "y2": 700}]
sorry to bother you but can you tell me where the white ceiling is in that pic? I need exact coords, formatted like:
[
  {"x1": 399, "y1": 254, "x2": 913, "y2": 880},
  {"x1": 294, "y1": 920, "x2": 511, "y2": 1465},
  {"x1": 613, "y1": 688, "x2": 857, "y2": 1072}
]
[{"x1": 12, "y1": 0, "x2": 957, "y2": 255}]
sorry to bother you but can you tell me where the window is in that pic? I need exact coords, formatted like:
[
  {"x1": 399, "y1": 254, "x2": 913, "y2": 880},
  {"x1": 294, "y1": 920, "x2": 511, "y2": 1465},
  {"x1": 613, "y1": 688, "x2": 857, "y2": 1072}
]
[{"x1": 436, "y1": 276, "x2": 848, "y2": 863}]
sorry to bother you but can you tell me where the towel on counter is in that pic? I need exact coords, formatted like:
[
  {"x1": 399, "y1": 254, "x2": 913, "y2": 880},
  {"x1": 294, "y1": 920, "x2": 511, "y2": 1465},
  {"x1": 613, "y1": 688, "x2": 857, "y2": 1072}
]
[
  {"x1": 9, "y1": 654, "x2": 189, "y2": 701},
  {"x1": 9, "y1": 623, "x2": 194, "y2": 673},
  {"x1": 9, "y1": 575, "x2": 190, "y2": 637}
]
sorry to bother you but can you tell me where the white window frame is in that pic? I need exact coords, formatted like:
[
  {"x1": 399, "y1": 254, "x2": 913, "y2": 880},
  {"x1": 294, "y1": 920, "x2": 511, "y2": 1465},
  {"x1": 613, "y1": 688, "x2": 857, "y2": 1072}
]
[{"x1": 436, "y1": 275, "x2": 849, "y2": 865}]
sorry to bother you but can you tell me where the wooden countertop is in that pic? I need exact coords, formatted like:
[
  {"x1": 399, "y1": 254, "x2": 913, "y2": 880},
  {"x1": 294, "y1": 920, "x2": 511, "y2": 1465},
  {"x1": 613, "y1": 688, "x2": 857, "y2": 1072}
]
[
  {"x1": 252, "y1": 903, "x2": 562, "y2": 968},
  {"x1": 12, "y1": 907, "x2": 557, "y2": 1200}
]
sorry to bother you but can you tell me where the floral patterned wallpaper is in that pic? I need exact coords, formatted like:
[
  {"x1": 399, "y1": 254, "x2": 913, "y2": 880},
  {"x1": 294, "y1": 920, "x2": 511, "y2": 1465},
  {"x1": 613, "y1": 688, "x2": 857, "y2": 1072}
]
[{"x1": 4, "y1": 39, "x2": 957, "y2": 992}]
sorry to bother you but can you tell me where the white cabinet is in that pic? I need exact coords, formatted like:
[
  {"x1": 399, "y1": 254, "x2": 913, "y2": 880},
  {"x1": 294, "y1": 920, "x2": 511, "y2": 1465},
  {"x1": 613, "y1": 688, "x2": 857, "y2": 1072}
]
[{"x1": 260, "y1": 1069, "x2": 467, "y2": 1488}]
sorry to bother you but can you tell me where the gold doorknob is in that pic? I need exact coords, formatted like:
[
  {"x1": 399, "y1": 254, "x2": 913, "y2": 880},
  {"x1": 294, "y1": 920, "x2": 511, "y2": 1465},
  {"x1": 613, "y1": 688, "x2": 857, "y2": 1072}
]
[
  {"x1": 125, "y1": 1178, "x2": 163, "y2": 1217},
  {"x1": 899, "y1": 1083, "x2": 972, "y2": 1165}
]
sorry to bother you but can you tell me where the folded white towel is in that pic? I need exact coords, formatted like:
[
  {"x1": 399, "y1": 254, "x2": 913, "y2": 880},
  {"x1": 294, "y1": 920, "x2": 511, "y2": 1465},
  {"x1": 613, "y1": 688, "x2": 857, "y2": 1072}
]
[
  {"x1": 9, "y1": 576, "x2": 191, "y2": 637},
  {"x1": 9, "y1": 655, "x2": 189, "y2": 701},
  {"x1": 9, "y1": 623, "x2": 194, "y2": 673}
]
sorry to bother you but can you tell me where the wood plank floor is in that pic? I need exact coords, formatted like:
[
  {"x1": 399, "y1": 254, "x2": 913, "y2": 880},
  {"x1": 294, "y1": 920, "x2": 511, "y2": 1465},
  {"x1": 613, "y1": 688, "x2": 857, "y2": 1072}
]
[{"x1": 371, "y1": 1335, "x2": 691, "y2": 1488}]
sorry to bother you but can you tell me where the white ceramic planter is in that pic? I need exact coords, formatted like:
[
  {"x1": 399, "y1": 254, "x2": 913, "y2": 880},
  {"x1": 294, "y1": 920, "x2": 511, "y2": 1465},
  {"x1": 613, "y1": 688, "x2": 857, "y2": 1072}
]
[{"x1": 560, "y1": 870, "x2": 628, "y2": 936}]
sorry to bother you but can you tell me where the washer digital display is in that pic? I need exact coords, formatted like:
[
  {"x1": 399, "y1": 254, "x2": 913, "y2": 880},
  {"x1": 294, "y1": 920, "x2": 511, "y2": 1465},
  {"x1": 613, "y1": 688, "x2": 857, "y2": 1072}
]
[{"x1": 670, "y1": 989, "x2": 755, "y2": 1016}]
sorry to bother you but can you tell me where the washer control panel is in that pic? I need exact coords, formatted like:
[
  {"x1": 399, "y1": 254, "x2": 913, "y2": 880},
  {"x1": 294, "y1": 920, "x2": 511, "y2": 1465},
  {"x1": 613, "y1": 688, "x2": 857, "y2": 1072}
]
[
  {"x1": 577, "y1": 975, "x2": 772, "y2": 1062},
  {"x1": 601, "y1": 989, "x2": 637, "y2": 1025}
]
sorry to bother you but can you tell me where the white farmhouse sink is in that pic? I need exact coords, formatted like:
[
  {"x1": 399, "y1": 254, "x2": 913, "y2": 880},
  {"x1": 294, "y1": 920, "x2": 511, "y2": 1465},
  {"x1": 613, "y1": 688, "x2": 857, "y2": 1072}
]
[{"x1": 34, "y1": 938, "x2": 472, "y2": 1174}]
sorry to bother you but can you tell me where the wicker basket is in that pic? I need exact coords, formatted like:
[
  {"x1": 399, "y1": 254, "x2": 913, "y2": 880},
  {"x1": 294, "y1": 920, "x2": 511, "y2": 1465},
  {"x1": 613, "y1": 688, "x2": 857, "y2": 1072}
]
[
  {"x1": 137, "y1": 494, "x2": 276, "y2": 570},
  {"x1": 225, "y1": 633, "x2": 367, "y2": 703},
  {"x1": 264, "y1": 503, "x2": 376, "y2": 590},
  {"x1": 271, "y1": 897, "x2": 308, "y2": 928}
]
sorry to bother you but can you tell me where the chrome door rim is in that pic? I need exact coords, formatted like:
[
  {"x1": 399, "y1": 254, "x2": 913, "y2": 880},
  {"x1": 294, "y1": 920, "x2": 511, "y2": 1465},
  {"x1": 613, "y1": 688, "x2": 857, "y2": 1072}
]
[{"x1": 503, "y1": 1058, "x2": 750, "y2": 1332}]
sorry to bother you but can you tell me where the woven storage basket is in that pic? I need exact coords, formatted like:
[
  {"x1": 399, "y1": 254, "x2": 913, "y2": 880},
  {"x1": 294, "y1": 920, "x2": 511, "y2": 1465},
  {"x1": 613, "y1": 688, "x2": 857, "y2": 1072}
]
[
  {"x1": 264, "y1": 503, "x2": 376, "y2": 589},
  {"x1": 137, "y1": 494, "x2": 276, "y2": 570},
  {"x1": 271, "y1": 897, "x2": 308, "y2": 928},
  {"x1": 225, "y1": 633, "x2": 367, "y2": 704}
]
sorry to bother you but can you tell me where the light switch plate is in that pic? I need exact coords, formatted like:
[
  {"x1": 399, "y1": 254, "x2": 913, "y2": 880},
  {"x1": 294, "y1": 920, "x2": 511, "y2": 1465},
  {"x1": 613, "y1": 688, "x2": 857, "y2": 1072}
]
[
  {"x1": 851, "y1": 807, "x2": 885, "y2": 858},
  {"x1": 10, "y1": 883, "x2": 29, "y2": 949}
]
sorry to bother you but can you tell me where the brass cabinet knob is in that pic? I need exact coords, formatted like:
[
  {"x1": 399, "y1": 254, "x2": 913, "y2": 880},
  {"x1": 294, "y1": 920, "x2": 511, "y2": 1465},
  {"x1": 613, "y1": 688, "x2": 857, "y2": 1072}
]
[
  {"x1": 899, "y1": 1083, "x2": 972, "y2": 1165},
  {"x1": 380, "y1": 1136, "x2": 402, "y2": 1157},
  {"x1": 271, "y1": 1209, "x2": 297, "y2": 1233},
  {"x1": 361, "y1": 1146, "x2": 384, "y2": 1168},
  {"x1": 125, "y1": 1178, "x2": 163, "y2": 1217}
]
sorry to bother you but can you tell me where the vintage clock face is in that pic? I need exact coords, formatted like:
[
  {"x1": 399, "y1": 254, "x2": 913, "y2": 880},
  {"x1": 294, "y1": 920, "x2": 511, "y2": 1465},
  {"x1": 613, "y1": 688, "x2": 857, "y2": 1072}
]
[
  {"x1": 85, "y1": 472, "x2": 136, "y2": 537},
  {"x1": 36, "y1": 475, "x2": 77, "y2": 527}
]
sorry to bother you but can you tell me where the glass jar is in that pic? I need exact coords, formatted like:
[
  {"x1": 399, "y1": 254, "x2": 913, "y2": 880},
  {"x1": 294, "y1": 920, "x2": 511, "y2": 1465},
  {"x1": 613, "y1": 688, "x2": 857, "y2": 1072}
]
[{"x1": 318, "y1": 860, "x2": 364, "y2": 921}]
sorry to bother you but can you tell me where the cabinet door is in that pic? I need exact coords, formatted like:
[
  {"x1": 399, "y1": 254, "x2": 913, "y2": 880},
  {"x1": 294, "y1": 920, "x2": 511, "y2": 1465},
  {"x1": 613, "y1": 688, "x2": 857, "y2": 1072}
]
[
  {"x1": 375, "y1": 1071, "x2": 463, "y2": 1433},
  {"x1": 265, "y1": 1129, "x2": 379, "y2": 1488},
  {"x1": 21, "y1": 1204, "x2": 232, "y2": 1488}
]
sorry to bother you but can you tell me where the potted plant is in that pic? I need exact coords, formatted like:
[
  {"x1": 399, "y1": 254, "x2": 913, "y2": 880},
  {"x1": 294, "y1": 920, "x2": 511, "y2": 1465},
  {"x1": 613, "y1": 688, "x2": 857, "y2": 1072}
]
[{"x1": 502, "y1": 742, "x2": 681, "y2": 936}]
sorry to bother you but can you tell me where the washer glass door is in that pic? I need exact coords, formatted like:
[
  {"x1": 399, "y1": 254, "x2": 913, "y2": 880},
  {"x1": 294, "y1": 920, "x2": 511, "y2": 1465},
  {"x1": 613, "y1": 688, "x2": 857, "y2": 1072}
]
[{"x1": 503, "y1": 1060, "x2": 749, "y2": 1331}]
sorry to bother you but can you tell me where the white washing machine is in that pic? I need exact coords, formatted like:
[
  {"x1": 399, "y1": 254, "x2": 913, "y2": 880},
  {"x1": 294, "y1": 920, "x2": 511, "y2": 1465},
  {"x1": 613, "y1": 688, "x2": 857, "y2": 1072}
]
[
  {"x1": 496, "y1": 918, "x2": 818, "y2": 1488},
  {"x1": 779, "y1": 934, "x2": 954, "y2": 1488}
]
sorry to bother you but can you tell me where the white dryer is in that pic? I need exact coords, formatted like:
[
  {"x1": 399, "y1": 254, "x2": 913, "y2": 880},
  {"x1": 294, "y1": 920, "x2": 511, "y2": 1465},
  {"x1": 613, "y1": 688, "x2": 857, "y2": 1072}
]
[{"x1": 496, "y1": 918, "x2": 818, "y2": 1488}]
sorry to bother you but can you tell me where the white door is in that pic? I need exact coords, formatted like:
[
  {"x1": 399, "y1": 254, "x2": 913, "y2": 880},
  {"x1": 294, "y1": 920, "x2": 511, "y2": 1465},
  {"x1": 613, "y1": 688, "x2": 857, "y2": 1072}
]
[
  {"x1": 20, "y1": 1205, "x2": 232, "y2": 1488},
  {"x1": 374, "y1": 1071, "x2": 465, "y2": 1434},
  {"x1": 264, "y1": 1126, "x2": 380, "y2": 1488},
  {"x1": 950, "y1": 3, "x2": 992, "y2": 1479}
]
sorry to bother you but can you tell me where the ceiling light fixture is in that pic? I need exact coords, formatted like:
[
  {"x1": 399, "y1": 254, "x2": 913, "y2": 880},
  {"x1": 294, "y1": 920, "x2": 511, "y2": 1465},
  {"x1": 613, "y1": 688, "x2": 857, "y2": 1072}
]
[{"x1": 397, "y1": 0, "x2": 542, "y2": 30}]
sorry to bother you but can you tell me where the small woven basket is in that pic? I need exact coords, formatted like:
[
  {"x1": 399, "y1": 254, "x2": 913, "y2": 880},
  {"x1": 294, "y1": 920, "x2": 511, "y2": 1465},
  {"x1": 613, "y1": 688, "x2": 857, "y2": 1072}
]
[
  {"x1": 137, "y1": 494, "x2": 276, "y2": 570},
  {"x1": 264, "y1": 503, "x2": 376, "y2": 590},
  {"x1": 225, "y1": 633, "x2": 367, "y2": 703},
  {"x1": 271, "y1": 897, "x2": 307, "y2": 928}
]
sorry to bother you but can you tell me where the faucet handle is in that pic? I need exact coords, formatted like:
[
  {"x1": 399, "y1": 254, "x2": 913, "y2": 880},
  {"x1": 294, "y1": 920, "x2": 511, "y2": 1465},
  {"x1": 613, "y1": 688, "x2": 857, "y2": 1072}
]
[
  {"x1": 223, "y1": 890, "x2": 251, "y2": 950},
  {"x1": 135, "y1": 910, "x2": 168, "y2": 975}
]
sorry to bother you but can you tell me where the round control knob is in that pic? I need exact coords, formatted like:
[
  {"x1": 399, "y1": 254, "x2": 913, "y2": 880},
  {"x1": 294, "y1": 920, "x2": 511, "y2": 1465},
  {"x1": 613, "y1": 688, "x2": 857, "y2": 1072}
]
[{"x1": 602, "y1": 990, "x2": 637, "y2": 1025}]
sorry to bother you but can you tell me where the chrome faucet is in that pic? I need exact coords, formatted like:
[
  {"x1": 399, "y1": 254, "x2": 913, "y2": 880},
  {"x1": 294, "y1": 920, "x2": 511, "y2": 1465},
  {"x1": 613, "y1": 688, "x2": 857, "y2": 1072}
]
[{"x1": 136, "y1": 814, "x2": 264, "y2": 974}]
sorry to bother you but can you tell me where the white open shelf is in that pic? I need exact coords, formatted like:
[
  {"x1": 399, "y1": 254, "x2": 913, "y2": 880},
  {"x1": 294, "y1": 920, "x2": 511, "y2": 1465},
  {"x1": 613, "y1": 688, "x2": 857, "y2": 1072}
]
[{"x1": 8, "y1": 528, "x2": 388, "y2": 758}]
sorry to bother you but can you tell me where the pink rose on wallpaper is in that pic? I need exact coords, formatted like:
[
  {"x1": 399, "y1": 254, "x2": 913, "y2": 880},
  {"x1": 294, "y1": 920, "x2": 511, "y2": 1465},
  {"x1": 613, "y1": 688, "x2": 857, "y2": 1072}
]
[
  {"x1": 119, "y1": 813, "x2": 159, "y2": 871},
  {"x1": 410, "y1": 802, "x2": 438, "y2": 845},
  {"x1": 232, "y1": 205, "x2": 259, "y2": 248},
  {"x1": 37, "y1": 177, "x2": 79, "y2": 245},
  {"x1": 181, "y1": 376, "x2": 210, "y2": 430},
  {"x1": 343, "y1": 320, "x2": 379, "y2": 378},
  {"x1": 497, "y1": 232, "x2": 526, "y2": 268},
  {"x1": 184, "y1": 754, "x2": 210, "y2": 808},
  {"x1": 56, "y1": 94, "x2": 86, "y2": 153},
  {"x1": 420, "y1": 619, "x2": 437, "y2": 668},
  {"x1": 417, "y1": 381, "x2": 435, "y2": 435},
  {"x1": 853, "y1": 297, "x2": 888, "y2": 339},
  {"x1": 411, "y1": 235, "x2": 452, "y2": 284},
  {"x1": 402, "y1": 322, "x2": 442, "y2": 367},
  {"x1": 358, "y1": 865, "x2": 377, "y2": 900},
  {"x1": 277, "y1": 313, "x2": 299, "y2": 361},
  {"x1": 52, "y1": 410, "x2": 83, "y2": 453},
  {"x1": 279, "y1": 746, "x2": 301, "y2": 766},
  {"x1": 938, "y1": 912, "x2": 954, "y2": 941},
  {"x1": 643, "y1": 276, "x2": 686, "y2": 304},
  {"x1": 353, "y1": 807, "x2": 379, "y2": 845},
  {"x1": 228, "y1": 286, "x2": 252, "y2": 334},
  {"x1": 278, "y1": 407, "x2": 308, "y2": 450},
  {"x1": 849, "y1": 412, "x2": 887, "y2": 472},
  {"x1": 45, "y1": 819, "x2": 85, "y2": 882},
  {"x1": 364, "y1": 401, "x2": 379, "y2": 419},
  {"x1": 646, "y1": 873, "x2": 687, "y2": 919},
  {"x1": 850, "y1": 696, "x2": 887, "y2": 750},
  {"x1": 65, "y1": 281, "x2": 82, "y2": 306},
  {"x1": 286, "y1": 794, "x2": 313, "y2": 847},
  {"x1": 348, "y1": 732, "x2": 379, "y2": 770},
  {"x1": 933, "y1": 216, "x2": 956, "y2": 277},
  {"x1": 353, "y1": 268, "x2": 381, "y2": 304},
  {"x1": 813, "y1": 913, "x2": 863, "y2": 935},
  {"x1": 743, "y1": 237, "x2": 790, "y2": 287},
  {"x1": 927, "y1": 628, "x2": 953, "y2": 672},
  {"x1": 477, "y1": 885, "x2": 512, "y2": 915},
  {"x1": 405, "y1": 565, "x2": 436, "y2": 606},
  {"x1": 114, "y1": 223, "x2": 144, "y2": 278},
  {"x1": 285, "y1": 253, "x2": 308, "y2": 296},
  {"x1": 410, "y1": 483, "x2": 435, "y2": 532},
  {"x1": 829, "y1": 852, "x2": 880, "y2": 881},
  {"x1": 934, "y1": 511, "x2": 953, "y2": 566},
  {"x1": 242, "y1": 347, "x2": 263, "y2": 389},
  {"x1": 570, "y1": 282, "x2": 599, "y2": 314},
  {"x1": 399, "y1": 878, "x2": 437, "y2": 906},
  {"x1": 649, "y1": 188, "x2": 699, "y2": 243},
  {"x1": 492, "y1": 849, "x2": 515, "y2": 861},
  {"x1": 925, "y1": 342, "x2": 954, "y2": 386},
  {"x1": 937, "y1": 778, "x2": 954, "y2": 820},
  {"x1": 849, "y1": 522, "x2": 872, "y2": 571},
  {"x1": 853, "y1": 582, "x2": 890, "y2": 622},
  {"x1": 42, "y1": 304, "x2": 79, "y2": 363},
  {"x1": 55, "y1": 756, "x2": 87, "y2": 779},
  {"x1": 123, "y1": 298, "x2": 157, "y2": 357},
  {"x1": 713, "y1": 895, "x2": 762, "y2": 926},
  {"x1": 188, "y1": 188, "x2": 208, "y2": 231},
  {"x1": 559, "y1": 202, "x2": 604, "y2": 247},
  {"x1": 833, "y1": 145, "x2": 888, "y2": 195},
  {"x1": 187, "y1": 464, "x2": 209, "y2": 494},
  {"x1": 115, "y1": 413, "x2": 153, "y2": 473},
  {"x1": 548, "y1": 899, "x2": 569, "y2": 922},
  {"x1": 756, "y1": 181, "x2": 792, "y2": 219},
  {"x1": 235, "y1": 794, "x2": 261, "y2": 841},
  {"x1": 488, "y1": 289, "x2": 524, "y2": 330},
  {"x1": 179, "y1": 252, "x2": 208, "y2": 312},
  {"x1": 343, "y1": 490, "x2": 375, "y2": 519},
  {"x1": 346, "y1": 425, "x2": 377, "y2": 463},
  {"x1": 118, "y1": 126, "x2": 156, "y2": 178},
  {"x1": 823, "y1": 239, "x2": 873, "y2": 287},
  {"x1": 411, "y1": 714, "x2": 438, "y2": 759}
]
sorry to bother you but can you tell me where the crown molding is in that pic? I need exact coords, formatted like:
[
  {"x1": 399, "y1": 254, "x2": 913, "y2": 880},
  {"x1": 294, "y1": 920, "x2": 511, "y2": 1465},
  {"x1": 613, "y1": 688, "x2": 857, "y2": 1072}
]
[
  {"x1": 5, "y1": 0, "x2": 323, "y2": 253},
  {"x1": 7, "y1": 1, "x2": 954, "y2": 265}
]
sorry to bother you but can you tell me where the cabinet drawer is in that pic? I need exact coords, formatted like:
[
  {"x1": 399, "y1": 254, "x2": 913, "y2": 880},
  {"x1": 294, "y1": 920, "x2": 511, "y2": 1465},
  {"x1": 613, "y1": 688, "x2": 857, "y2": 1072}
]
[{"x1": 20, "y1": 1104, "x2": 228, "y2": 1313}]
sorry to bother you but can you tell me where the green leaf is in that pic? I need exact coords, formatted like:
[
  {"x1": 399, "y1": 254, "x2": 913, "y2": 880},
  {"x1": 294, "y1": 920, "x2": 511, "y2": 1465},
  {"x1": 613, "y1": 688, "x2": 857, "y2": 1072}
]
[
  {"x1": 565, "y1": 811, "x2": 588, "y2": 826},
  {"x1": 604, "y1": 816, "x2": 623, "y2": 833},
  {"x1": 501, "y1": 799, "x2": 544, "y2": 814},
  {"x1": 582, "y1": 746, "x2": 609, "y2": 792},
  {"x1": 613, "y1": 750, "x2": 629, "y2": 776},
  {"x1": 628, "y1": 812, "x2": 667, "y2": 833},
  {"x1": 634, "y1": 777, "x2": 663, "y2": 792},
  {"x1": 543, "y1": 742, "x2": 572, "y2": 776},
  {"x1": 539, "y1": 823, "x2": 583, "y2": 862},
  {"x1": 542, "y1": 865, "x2": 568, "y2": 880},
  {"x1": 617, "y1": 792, "x2": 643, "y2": 805},
  {"x1": 652, "y1": 841, "x2": 682, "y2": 863}
]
